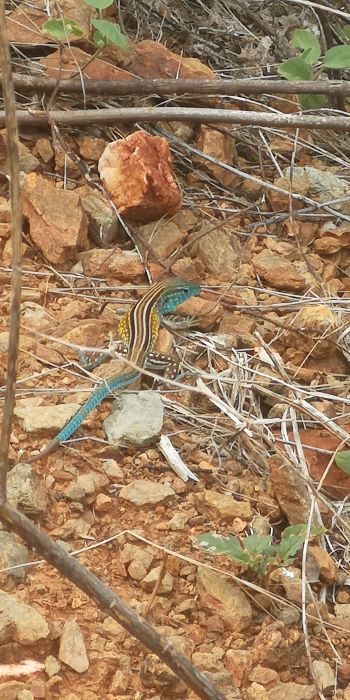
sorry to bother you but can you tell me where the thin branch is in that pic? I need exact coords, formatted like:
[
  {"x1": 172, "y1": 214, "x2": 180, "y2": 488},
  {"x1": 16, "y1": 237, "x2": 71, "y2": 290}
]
[
  {"x1": 0, "y1": 106, "x2": 349, "y2": 130},
  {"x1": 0, "y1": 0, "x2": 22, "y2": 501},
  {"x1": 2, "y1": 74, "x2": 350, "y2": 96},
  {"x1": 282, "y1": 0, "x2": 350, "y2": 21}
]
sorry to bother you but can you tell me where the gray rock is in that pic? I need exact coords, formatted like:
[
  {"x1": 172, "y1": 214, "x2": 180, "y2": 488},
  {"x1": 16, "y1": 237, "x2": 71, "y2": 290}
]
[
  {"x1": 64, "y1": 471, "x2": 109, "y2": 501},
  {"x1": 59, "y1": 618, "x2": 89, "y2": 673},
  {"x1": 268, "y1": 681, "x2": 316, "y2": 700},
  {"x1": 14, "y1": 402, "x2": 80, "y2": 433},
  {"x1": 119, "y1": 479, "x2": 174, "y2": 506},
  {"x1": 7, "y1": 463, "x2": 48, "y2": 517},
  {"x1": 0, "y1": 531, "x2": 29, "y2": 580},
  {"x1": 312, "y1": 660, "x2": 334, "y2": 691},
  {"x1": 168, "y1": 512, "x2": 191, "y2": 530},
  {"x1": 120, "y1": 544, "x2": 154, "y2": 581},
  {"x1": 190, "y1": 221, "x2": 241, "y2": 281},
  {"x1": 45, "y1": 655, "x2": 61, "y2": 678},
  {"x1": 0, "y1": 590, "x2": 49, "y2": 644},
  {"x1": 50, "y1": 518, "x2": 91, "y2": 539},
  {"x1": 101, "y1": 459, "x2": 123, "y2": 479},
  {"x1": 142, "y1": 566, "x2": 173, "y2": 594},
  {"x1": 284, "y1": 165, "x2": 350, "y2": 215},
  {"x1": 197, "y1": 567, "x2": 252, "y2": 632},
  {"x1": 103, "y1": 390, "x2": 164, "y2": 446}
]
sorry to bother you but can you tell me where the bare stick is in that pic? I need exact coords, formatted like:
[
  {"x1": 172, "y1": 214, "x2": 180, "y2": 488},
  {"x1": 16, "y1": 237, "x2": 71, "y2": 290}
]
[
  {"x1": 2, "y1": 74, "x2": 350, "y2": 97},
  {"x1": 0, "y1": 0, "x2": 22, "y2": 501},
  {"x1": 0, "y1": 106, "x2": 349, "y2": 130}
]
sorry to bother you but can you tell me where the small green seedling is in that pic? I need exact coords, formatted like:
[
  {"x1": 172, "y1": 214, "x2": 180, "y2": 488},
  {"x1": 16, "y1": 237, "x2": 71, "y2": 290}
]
[
  {"x1": 197, "y1": 524, "x2": 325, "y2": 576},
  {"x1": 42, "y1": 0, "x2": 127, "y2": 49},
  {"x1": 278, "y1": 28, "x2": 350, "y2": 109}
]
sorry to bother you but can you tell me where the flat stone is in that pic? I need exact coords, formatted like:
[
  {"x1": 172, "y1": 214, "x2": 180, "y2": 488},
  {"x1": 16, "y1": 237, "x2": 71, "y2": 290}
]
[
  {"x1": 312, "y1": 660, "x2": 334, "y2": 691},
  {"x1": 194, "y1": 489, "x2": 252, "y2": 522},
  {"x1": 101, "y1": 459, "x2": 124, "y2": 479},
  {"x1": 14, "y1": 402, "x2": 80, "y2": 433},
  {"x1": 0, "y1": 531, "x2": 29, "y2": 580},
  {"x1": 59, "y1": 619, "x2": 89, "y2": 673},
  {"x1": 268, "y1": 682, "x2": 316, "y2": 700},
  {"x1": 119, "y1": 479, "x2": 174, "y2": 506},
  {"x1": 22, "y1": 173, "x2": 88, "y2": 264},
  {"x1": 0, "y1": 590, "x2": 49, "y2": 644},
  {"x1": 103, "y1": 390, "x2": 164, "y2": 447},
  {"x1": 197, "y1": 567, "x2": 252, "y2": 632},
  {"x1": 7, "y1": 464, "x2": 48, "y2": 517},
  {"x1": 64, "y1": 471, "x2": 109, "y2": 501},
  {"x1": 252, "y1": 250, "x2": 306, "y2": 292},
  {"x1": 45, "y1": 655, "x2": 61, "y2": 678},
  {"x1": 142, "y1": 566, "x2": 174, "y2": 594}
]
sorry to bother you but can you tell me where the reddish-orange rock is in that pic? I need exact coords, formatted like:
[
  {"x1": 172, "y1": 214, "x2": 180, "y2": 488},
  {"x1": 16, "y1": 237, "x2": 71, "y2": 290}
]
[
  {"x1": 283, "y1": 427, "x2": 350, "y2": 498},
  {"x1": 314, "y1": 224, "x2": 350, "y2": 255},
  {"x1": 98, "y1": 131, "x2": 182, "y2": 223},
  {"x1": 129, "y1": 39, "x2": 217, "y2": 80},
  {"x1": 7, "y1": 0, "x2": 94, "y2": 45},
  {"x1": 196, "y1": 125, "x2": 238, "y2": 188},
  {"x1": 39, "y1": 47, "x2": 134, "y2": 81},
  {"x1": 22, "y1": 173, "x2": 88, "y2": 264},
  {"x1": 78, "y1": 247, "x2": 144, "y2": 281},
  {"x1": 252, "y1": 250, "x2": 306, "y2": 292}
]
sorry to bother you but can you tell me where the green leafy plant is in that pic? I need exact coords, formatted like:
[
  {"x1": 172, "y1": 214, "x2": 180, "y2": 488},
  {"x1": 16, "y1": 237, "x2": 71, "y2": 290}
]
[
  {"x1": 42, "y1": 17, "x2": 84, "y2": 42},
  {"x1": 277, "y1": 28, "x2": 350, "y2": 109},
  {"x1": 42, "y1": 0, "x2": 127, "y2": 49},
  {"x1": 197, "y1": 524, "x2": 325, "y2": 575},
  {"x1": 90, "y1": 18, "x2": 127, "y2": 48},
  {"x1": 335, "y1": 450, "x2": 350, "y2": 475}
]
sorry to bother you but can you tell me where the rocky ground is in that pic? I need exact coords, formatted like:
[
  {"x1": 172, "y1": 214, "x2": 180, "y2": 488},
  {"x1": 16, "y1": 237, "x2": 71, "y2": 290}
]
[{"x1": 0, "y1": 0, "x2": 350, "y2": 699}]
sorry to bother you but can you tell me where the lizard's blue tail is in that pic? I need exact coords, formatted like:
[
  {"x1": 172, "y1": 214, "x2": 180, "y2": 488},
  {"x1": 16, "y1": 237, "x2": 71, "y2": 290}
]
[{"x1": 57, "y1": 371, "x2": 139, "y2": 443}]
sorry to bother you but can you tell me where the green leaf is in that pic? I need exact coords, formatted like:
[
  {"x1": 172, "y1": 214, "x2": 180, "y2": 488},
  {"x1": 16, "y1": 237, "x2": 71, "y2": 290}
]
[
  {"x1": 278, "y1": 524, "x2": 325, "y2": 560},
  {"x1": 243, "y1": 534, "x2": 272, "y2": 555},
  {"x1": 42, "y1": 17, "x2": 84, "y2": 41},
  {"x1": 335, "y1": 450, "x2": 350, "y2": 474},
  {"x1": 84, "y1": 0, "x2": 113, "y2": 7},
  {"x1": 277, "y1": 57, "x2": 312, "y2": 81},
  {"x1": 299, "y1": 93, "x2": 326, "y2": 109},
  {"x1": 91, "y1": 19, "x2": 128, "y2": 47},
  {"x1": 324, "y1": 45, "x2": 350, "y2": 69},
  {"x1": 343, "y1": 25, "x2": 350, "y2": 40},
  {"x1": 196, "y1": 533, "x2": 250, "y2": 563},
  {"x1": 292, "y1": 29, "x2": 321, "y2": 64}
]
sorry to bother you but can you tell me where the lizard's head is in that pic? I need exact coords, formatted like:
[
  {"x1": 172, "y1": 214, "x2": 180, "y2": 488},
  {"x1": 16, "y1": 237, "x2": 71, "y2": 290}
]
[{"x1": 158, "y1": 277, "x2": 201, "y2": 314}]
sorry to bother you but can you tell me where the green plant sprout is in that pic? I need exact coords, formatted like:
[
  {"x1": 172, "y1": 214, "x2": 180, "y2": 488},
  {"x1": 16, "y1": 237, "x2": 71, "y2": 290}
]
[
  {"x1": 197, "y1": 524, "x2": 325, "y2": 576},
  {"x1": 277, "y1": 28, "x2": 350, "y2": 109},
  {"x1": 42, "y1": 0, "x2": 127, "y2": 49}
]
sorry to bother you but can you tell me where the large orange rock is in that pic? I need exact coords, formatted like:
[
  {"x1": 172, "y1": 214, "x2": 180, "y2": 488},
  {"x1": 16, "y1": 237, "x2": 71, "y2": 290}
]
[
  {"x1": 129, "y1": 39, "x2": 217, "y2": 80},
  {"x1": 98, "y1": 131, "x2": 182, "y2": 223},
  {"x1": 39, "y1": 47, "x2": 134, "y2": 81},
  {"x1": 22, "y1": 173, "x2": 88, "y2": 264}
]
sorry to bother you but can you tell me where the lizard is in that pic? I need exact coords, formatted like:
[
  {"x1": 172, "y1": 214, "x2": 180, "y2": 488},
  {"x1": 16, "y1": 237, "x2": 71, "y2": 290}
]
[{"x1": 24, "y1": 277, "x2": 200, "y2": 463}]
